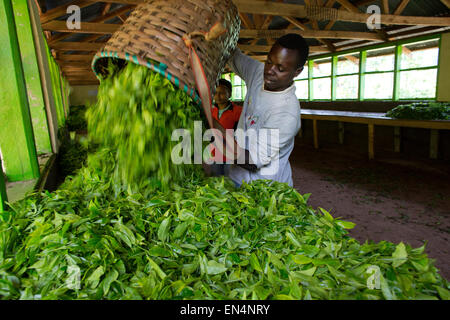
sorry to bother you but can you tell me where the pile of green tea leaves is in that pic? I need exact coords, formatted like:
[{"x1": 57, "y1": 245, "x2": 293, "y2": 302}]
[
  {"x1": 86, "y1": 62, "x2": 204, "y2": 190},
  {"x1": 66, "y1": 105, "x2": 87, "y2": 132},
  {"x1": 56, "y1": 131, "x2": 89, "y2": 178},
  {"x1": 0, "y1": 62, "x2": 448, "y2": 300},
  {"x1": 386, "y1": 102, "x2": 450, "y2": 120},
  {"x1": 0, "y1": 148, "x2": 448, "y2": 300}
]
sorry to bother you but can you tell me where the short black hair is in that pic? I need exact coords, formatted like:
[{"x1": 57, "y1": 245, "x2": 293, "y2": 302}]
[
  {"x1": 275, "y1": 33, "x2": 309, "y2": 68},
  {"x1": 218, "y1": 78, "x2": 232, "y2": 94}
]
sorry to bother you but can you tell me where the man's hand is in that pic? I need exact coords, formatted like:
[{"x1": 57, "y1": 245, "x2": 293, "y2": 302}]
[{"x1": 211, "y1": 118, "x2": 258, "y2": 173}]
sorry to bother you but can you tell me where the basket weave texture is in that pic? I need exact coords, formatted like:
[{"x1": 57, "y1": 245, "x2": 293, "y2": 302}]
[{"x1": 92, "y1": 0, "x2": 240, "y2": 101}]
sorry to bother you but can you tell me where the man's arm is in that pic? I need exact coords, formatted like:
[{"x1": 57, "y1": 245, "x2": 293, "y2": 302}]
[
  {"x1": 211, "y1": 118, "x2": 257, "y2": 172},
  {"x1": 228, "y1": 48, "x2": 262, "y2": 85}
]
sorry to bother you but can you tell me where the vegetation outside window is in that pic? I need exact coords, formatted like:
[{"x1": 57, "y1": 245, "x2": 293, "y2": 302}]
[
  {"x1": 311, "y1": 57, "x2": 331, "y2": 100},
  {"x1": 336, "y1": 53, "x2": 359, "y2": 100},
  {"x1": 294, "y1": 64, "x2": 308, "y2": 100},
  {"x1": 364, "y1": 46, "x2": 395, "y2": 99},
  {"x1": 398, "y1": 39, "x2": 439, "y2": 99}
]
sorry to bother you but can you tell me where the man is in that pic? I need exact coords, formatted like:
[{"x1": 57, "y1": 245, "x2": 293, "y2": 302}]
[
  {"x1": 213, "y1": 33, "x2": 309, "y2": 187},
  {"x1": 207, "y1": 79, "x2": 242, "y2": 176}
]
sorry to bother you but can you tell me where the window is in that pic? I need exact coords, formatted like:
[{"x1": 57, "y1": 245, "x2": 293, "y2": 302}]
[
  {"x1": 222, "y1": 73, "x2": 247, "y2": 101},
  {"x1": 364, "y1": 46, "x2": 395, "y2": 99},
  {"x1": 311, "y1": 57, "x2": 331, "y2": 100},
  {"x1": 398, "y1": 39, "x2": 439, "y2": 99},
  {"x1": 336, "y1": 53, "x2": 359, "y2": 100},
  {"x1": 294, "y1": 64, "x2": 308, "y2": 100},
  {"x1": 221, "y1": 35, "x2": 440, "y2": 102}
]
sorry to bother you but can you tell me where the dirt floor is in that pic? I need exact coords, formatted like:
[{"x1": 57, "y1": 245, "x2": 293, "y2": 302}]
[{"x1": 290, "y1": 142, "x2": 450, "y2": 281}]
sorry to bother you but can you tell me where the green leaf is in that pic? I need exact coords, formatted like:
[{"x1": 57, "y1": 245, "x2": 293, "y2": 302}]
[
  {"x1": 298, "y1": 266, "x2": 317, "y2": 277},
  {"x1": 102, "y1": 269, "x2": 119, "y2": 295},
  {"x1": 158, "y1": 217, "x2": 171, "y2": 242},
  {"x1": 319, "y1": 207, "x2": 334, "y2": 222},
  {"x1": 293, "y1": 255, "x2": 313, "y2": 265},
  {"x1": 206, "y1": 260, "x2": 227, "y2": 275},
  {"x1": 249, "y1": 253, "x2": 263, "y2": 273},
  {"x1": 147, "y1": 257, "x2": 167, "y2": 280},
  {"x1": 335, "y1": 220, "x2": 356, "y2": 229},
  {"x1": 435, "y1": 286, "x2": 450, "y2": 300},
  {"x1": 392, "y1": 242, "x2": 408, "y2": 268},
  {"x1": 86, "y1": 266, "x2": 105, "y2": 289}
]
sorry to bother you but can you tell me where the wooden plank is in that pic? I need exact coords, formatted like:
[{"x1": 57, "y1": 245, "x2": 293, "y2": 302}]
[
  {"x1": 440, "y1": 0, "x2": 450, "y2": 9},
  {"x1": 42, "y1": 21, "x2": 120, "y2": 34},
  {"x1": 300, "y1": 113, "x2": 450, "y2": 130},
  {"x1": 50, "y1": 42, "x2": 104, "y2": 51},
  {"x1": 48, "y1": 5, "x2": 134, "y2": 44},
  {"x1": 239, "y1": 13, "x2": 254, "y2": 29},
  {"x1": 313, "y1": 119, "x2": 319, "y2": 149},
  {"x1": 238, "y1": 44, "x2": 328, "y2": 53},
  {"x1": 382, "y1": 0, "x2": 390, "y2": 14},
  {"x1": 335, "y1": 0, "x2": 359, "y2": 13},
  {"x1": 58, "y1": 54, "x2": 94, "y2": 62},
  {"x1": 233, "y1": 0, "x2": 450, "y2": 26},
  {"x1": 240, "y1": 29, "x2": 383, "y2": 41},
  {"x1": 40, "y1": 0, "x2": 93, "y2": 24},
  {"x1": 368, "y1": 123, "x2": 374, "y2": 160},
  {"x1": 87, "y1": 0, "x2": 142, "y2": 4},
  {"x1": 393, "y1": 0, "x2": 410, "y2": 15},
  {"x1": 430, "y1": 129, "x2": 439, "y2": 159},
  {"x1": 282, "y1": 16, "x2": 306, "y2": 30}
]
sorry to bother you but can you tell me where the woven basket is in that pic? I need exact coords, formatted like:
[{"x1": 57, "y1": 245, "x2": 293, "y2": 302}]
[{"x1": 92, "y1": 0, "x2": 240, "y2": 104}]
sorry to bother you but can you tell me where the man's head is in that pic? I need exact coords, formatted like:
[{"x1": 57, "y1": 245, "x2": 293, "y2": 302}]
[
  {"x1": 214, "y1": 78, "x2": 232, "y2": 106},
  {"x1": 264, "y1": 33, "x2": 309, "y2": 92}
]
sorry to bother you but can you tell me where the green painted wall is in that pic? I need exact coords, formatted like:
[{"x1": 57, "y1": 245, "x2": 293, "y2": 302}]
[
  {"x1": 437, "y1": 32, "x2": 450, "y2": 102},
  {"x1": 45, "y1": 41, "x2": 65, "y2": 127},
  {"x1": 0, "y1": 0, "x2": 40, "y2": 182},
  {"x1": 11, "y1": 0, "x2": 52, "y2": 155}
]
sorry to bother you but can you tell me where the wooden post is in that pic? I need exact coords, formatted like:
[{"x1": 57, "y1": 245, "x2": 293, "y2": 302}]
[
  {"x1": 12, "y1": 0, "x2": 52, "y2": 154},
  {"x1": 313, "y1": 119, "x2": 319, "y2": 149},
  {"x1": 430, "y1": 129, "x2": 439, "y2": 159},
  {"x1": 338, "y1": 121, "x2": 344, "y2": 144},
  {"x1": 394, "y1": 126, "x2": 401, "y2": 152},
  {"x1": 0, "y1": 162, "x2": 7, "y2": 213},
  {"x1": 0, "y1": 0, "x2": 40, "y2": 182},
  {"x1": 27, "y1": 0, "x2": 60, "y2": 153},
  {"x1": 368, "y1": 123, "x2": 375, "y2": 160}
]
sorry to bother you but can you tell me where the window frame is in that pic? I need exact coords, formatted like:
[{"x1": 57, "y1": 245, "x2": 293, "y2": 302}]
[{"x1": 222, "y1": 33, "x2": 441, "y2": 102}]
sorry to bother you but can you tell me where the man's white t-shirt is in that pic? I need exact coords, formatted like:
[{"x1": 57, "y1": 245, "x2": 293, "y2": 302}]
[{"x1": 227, "y1": 48, "x2": 301, "y2": 187}]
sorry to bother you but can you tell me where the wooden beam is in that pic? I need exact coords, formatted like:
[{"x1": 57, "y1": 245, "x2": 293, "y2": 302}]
[
  {"x1": 48, "y1": 5, "x2": 133, "y2": 44},
  {"x1": 232, "y1": 0, "x2": 450, "y2": 27},
  {"x1": 282, "y1": 16, "x2": 307, "y2": 30},
  {"x1": 40, "y1": 0, "x2": 93, "y2": 24},
  {"x1": 49, "y1": 42, "x2": 104, "y2": 51},
  {"x1": 86, "y1": 0, "x2": 142, "y2": 4},
  {"x1": 440, "y1": 0, "x2": 450, "y2": 9},
  {"x1": 239, "y1": 13, "x2": 254, "y2": 29},
  {"x1": 102, "y1": 3, "x2": 112, "y2": 15},
  {"x1": 335, "y1": 0, "x2": 359, "y2": 13},
  {"x1": 42, "y1": 21, "x2": 120, "y2": 34},
  {"x1": 240, "y1": 29, "x2": 384, "y2": 41},
  {"x1": 58, "y1": 54, "x2": 94, "y2": 62},
  {"x1": 393, "y1": 0, "x2": 410, "y2": 15},
  {"x1": 382, "y1": 0, "x2": 390, "y2": 14}
]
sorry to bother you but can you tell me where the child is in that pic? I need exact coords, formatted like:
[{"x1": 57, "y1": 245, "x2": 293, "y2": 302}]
[{"x1": 207, "y1": 79, "x2": 242, "y2": 176}]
